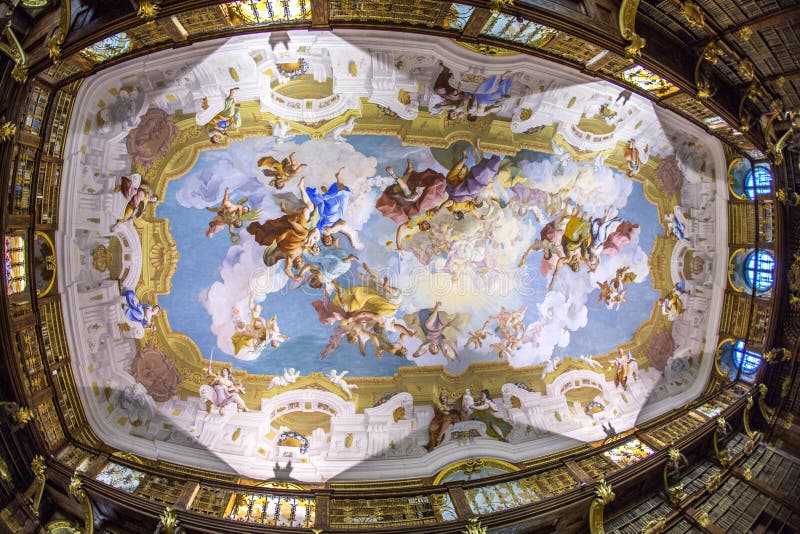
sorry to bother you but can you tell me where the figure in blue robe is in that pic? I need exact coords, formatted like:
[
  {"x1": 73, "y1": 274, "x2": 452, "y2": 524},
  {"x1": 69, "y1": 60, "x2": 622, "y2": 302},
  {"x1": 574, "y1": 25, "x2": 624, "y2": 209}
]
[{"x1": 305, "y1": 167, "x2": 350, "y2": 231}]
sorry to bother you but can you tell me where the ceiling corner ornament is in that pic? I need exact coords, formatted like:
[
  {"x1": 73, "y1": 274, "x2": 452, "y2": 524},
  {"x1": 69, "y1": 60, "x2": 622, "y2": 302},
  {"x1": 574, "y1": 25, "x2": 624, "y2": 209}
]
[
  {"x1": 679, "y1": 1, "x2": 705, "y2": 30},
  {"x1": 68, "y1": 472, "x2": 95, "y2": 534},
  {"x1": 47, "y1": 0, "x2": 71, "y2": 63},
  {"x1": 694, "y1": 41, "x2": 722, "y2": 100},
  {"x1": 737, "y1": 26, "x2": 753, "y2": 42},
  {"x1": 589, "y1": 479, "x2": 615, "y2": 534},
  {"x1": 137, "y1": 0, "x2": 160, "y2": 21},
  {"x1": 488, "y1": 0, "x2": 514, "y2": 14},
  {"x1": 738, "y1": 59, "x2": 754, "y2": 82},
  {"x1": 156, "y1": 507, "x2": 184, "y2": 534},
  {"x1": 0, "y1": 119, "x2": 15, "y2": 142},
  {"x1": 619, "y1": 0, "x2": 646, "y2": 58},
  {"x1": 462, "y1": 518, "x2": 487, "y2": 534},
  {"x1": 0, "y1": 23, "x2": 28, "y2": 82},
  {"x1": 737, "y1": 82, "x2": 763, "y2": 132},
  {"x1": 774, "y1": 76, "x2": 786, "y2": 91}
]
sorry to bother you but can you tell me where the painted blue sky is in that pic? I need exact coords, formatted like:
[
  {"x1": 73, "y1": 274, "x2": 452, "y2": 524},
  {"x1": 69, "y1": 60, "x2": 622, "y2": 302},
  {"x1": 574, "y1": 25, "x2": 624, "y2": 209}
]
[{"x1": 158, "y1": 135, "x2": 661, "y2": 376}]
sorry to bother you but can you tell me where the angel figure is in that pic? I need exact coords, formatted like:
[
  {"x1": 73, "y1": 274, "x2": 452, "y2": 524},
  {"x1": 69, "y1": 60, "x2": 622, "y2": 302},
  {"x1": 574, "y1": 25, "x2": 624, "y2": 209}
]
[
  {"x1": 269, "y1": 119, "x2": 295, "y2": 144},
  {"x1": 377, "y1": 159, "x2": 447, "y2": 224},
  {"x1": 295, "y1": 248, "x2": 359, "y2": 289},
  {"x1": 258, "y1": 151, "x2": 308, "y2": 190},
  {"x1": 597, "y1": 266, "x2": 637, "y2": 310},
  {"x1": 466, "y1": 320, "x2": 490, "y2": 349},
  {"x1": 231, "y1": 292, "x2": 289, "y2": 356},
  {"x1": 328, "y1": 115, "x2": 356, "y2": 143},
  {"x1": 206, "y1": 186, "x2": 259, "y2": 242},
  {"x1": 313, "y1": 264, "x2": 408, "y2": 359},
  {"x1": 305, "y1": 167, "x2": 363, "y2": 250},
  {"x1": 326, "y1": 369, "x2": 358, "y2": 399},
  {"x1": 111, "y1": 174, "x2": 158, "y2": 231},
  {"x1": 248, "y1": 177, "x2": 320, "y2": 279},
  {"x1": 201, "y1": 367, "x2": 248, "y2": 414},
  {"x1": 663, "y1": 205, "x2": 691, "y2": 242},
  {"x1": 442, "y1": 138, "x2": 502, "y2": 209},
  {"x1": 402, "y1": 302, "x2": 467, "y2": 361}
]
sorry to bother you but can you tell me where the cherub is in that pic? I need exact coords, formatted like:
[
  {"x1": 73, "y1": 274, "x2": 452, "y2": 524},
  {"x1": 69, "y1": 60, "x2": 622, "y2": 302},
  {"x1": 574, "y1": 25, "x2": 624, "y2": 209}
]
[
  {"x1": 268, "y1": 368, "x2": 300, "y2": 390},
  {"x1": 231, "y1": 292, "x2": 289, "y2": 356},
  {"x1": 258, "y1": 152, "x2": 308, "y2": 190},
  {"x1": 466, "y1": 320, "x2": 490, "y2": 349},
  {"x1": 596, "y1": 266, "x2": 637, "y2": 310},
  {"x1": 326, "y1": 369, "x2": 358, "y2": 399},
  {"x1": 206, "y1": 187, "x2": 259, "y2": 242}
]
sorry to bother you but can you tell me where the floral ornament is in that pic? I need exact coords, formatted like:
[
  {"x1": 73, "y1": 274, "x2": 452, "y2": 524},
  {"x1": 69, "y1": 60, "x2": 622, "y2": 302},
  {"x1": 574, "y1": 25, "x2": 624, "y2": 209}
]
[
  {"x1": 138, "y1": 0, "x2": 159, "y2": 21},
  {"x1": 124, "y1": 108, "x2": 179, "y2": 167}
]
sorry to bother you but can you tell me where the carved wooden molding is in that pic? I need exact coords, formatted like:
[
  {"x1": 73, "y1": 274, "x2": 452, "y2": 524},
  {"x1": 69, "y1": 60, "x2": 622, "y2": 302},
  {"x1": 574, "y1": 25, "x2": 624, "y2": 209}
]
[
  {"x1": 619, "y1": 0, "x2": 645, "y2": 58},
  {"x1": 47, "y1": 0, "x2": 71, "y2": 63},
  {"x1": 0, "y1": 23, "x2": 28, "y2": 82},
  {"x1": 694, "y1": 41, "x2": 722, "y2": 100},
  {"x1": 588, "y1": 479, "x2": 615, "y2": 534},
  {"x1": 68, "y1": 472, "x2": 94, "y2": 534}
]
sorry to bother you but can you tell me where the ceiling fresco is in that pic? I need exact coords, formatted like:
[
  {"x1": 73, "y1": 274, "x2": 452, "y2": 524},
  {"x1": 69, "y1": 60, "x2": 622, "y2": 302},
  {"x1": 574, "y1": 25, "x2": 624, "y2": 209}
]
[{"x1": 57, "y1": 30, "x2": 727, "y2": 482}]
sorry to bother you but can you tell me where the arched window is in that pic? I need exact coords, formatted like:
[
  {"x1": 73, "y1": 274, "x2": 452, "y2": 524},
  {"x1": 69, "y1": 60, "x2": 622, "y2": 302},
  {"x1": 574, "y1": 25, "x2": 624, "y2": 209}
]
[
  {"x1": 744, "y1": 250, "x2": 775, "y2": 291},
  {"x1": 732, "y1": 340, "x2": 761, "y2": 375},
  {"x1": 744, "y1": 165, "x2": 772, "y2": 199}
]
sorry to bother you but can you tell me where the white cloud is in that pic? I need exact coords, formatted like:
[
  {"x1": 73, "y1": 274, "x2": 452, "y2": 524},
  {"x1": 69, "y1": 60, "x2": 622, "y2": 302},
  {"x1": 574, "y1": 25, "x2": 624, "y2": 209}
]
[{"x1": 200, "y1": 231, "x2": 289, "y2": 360}]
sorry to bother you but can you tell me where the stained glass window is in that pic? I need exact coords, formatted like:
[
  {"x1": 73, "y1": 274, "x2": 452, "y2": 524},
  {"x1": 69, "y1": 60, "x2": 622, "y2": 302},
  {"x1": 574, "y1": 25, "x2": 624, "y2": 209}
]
[
  {"x1": 620, "y1": 65, "x2": 679, "y2": 98},
  {"x1": 445, "y1": 4, "x2": 475, "y2": 31},
  {"x1": 744, "y1": 165, "x2": 772, "y2": 199},
  {"x1": 481, "y1": 13, "x2": 559, "y2": 49},
  {"x1": 732, "y1": 340, "x2": 761, "y2": 375},
  {"x1": 229, "y1": 0, "x2": 311, "y2": 24},
  {"x1": 745, "y1": 250, "x2": 774, "y2": 292},
  {"x1": 80, "y1": 33, "x2": 133, "y2": 63},
  {"x1": 4, "y1": 235, "x2": 26, "y2": 294}
]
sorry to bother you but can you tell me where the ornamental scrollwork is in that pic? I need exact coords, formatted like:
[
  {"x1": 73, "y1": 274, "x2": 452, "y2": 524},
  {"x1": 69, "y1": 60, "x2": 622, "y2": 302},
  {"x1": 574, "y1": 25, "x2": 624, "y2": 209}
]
[
  {"x1": 589, "y1": 479, "x2": 615, "y2": 534},
  {"x1": 619, "y1": 0, "x2": 646, "y2": 58}
]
